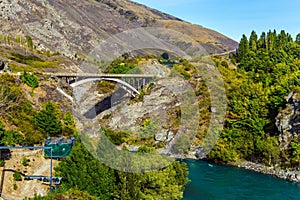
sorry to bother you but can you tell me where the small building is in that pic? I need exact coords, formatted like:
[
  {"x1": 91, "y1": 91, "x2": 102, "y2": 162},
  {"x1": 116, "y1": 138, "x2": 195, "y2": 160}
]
[{"x1": 44, "y1": 137, "x2": 75, "y2": 158}]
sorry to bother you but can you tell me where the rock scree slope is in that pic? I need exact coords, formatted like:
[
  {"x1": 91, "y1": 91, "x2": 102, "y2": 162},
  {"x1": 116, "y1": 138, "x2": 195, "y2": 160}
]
[{"x1": 0, "y1": 0, "x2": 238, "y2": 59}]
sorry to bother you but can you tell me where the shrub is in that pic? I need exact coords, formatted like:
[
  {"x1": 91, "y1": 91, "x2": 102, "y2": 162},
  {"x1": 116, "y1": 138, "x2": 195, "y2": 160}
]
[
  {"x1": 13, "y1": 183, "x2": 18, "y2": 190},
  {"x1": 103, "y1": 128, "x2": 129, "y2": 145},
  {"x1": 22, "y1": 157, "x2": 29, "y2": 166},
  {"x1": 13, "y1": 172, "x2": 22, "y2": 181},
  {"x1": 0, "y1": 159, "x2": 5, "y2": 167}
]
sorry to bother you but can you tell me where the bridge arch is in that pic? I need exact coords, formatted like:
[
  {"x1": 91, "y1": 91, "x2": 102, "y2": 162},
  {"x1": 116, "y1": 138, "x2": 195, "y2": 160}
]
[{"x1": 70, "y1": 78, "x2": 140, "y2": 97}]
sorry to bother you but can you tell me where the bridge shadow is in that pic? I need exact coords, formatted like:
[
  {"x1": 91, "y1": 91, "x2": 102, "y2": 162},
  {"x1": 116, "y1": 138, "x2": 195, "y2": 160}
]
[{"x1": 83, "y1": 88, "x2": 129, "y2": 119}]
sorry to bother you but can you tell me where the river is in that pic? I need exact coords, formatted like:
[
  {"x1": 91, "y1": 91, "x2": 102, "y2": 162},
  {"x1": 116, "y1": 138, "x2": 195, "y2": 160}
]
[{"x1": 183, "y1": 159, "x2": 300, "y2": 200}]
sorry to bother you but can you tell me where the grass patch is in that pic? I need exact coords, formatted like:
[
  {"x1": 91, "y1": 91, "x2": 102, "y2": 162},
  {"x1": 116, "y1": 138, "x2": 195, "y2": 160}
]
[
  {"x1": 9, "y1": 53, "x2": 59, "y2": 69},
  {"x1": 102, "y1": 128, "x2": 129, "y2": 146},
  {"x1": 8, "y1": 62, "x2": 30, "y2": 72},
  {"x1": 97, "y1": 80, "x2": 116, "y2": 93}
]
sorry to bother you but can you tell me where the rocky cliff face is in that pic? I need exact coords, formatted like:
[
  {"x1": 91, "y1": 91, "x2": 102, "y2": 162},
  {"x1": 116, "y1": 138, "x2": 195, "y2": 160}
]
[
  {"x1": 276, "y1": 92, "x2": 300, "y2": 150},
  {"x1": 86, "y1": 61, "x2": 202, "y2": 158},
  {"x1": 97, "y1": 76, "x2": 190, "y2": 155},
  {"x1": 0, "y1": 0, "x2": 238, "y2": 59}
]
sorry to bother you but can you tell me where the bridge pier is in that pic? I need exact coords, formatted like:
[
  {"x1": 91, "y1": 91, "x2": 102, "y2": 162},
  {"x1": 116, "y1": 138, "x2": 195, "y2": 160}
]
[
  {"x1": 137, "y1": 79, "x2": 140, "y2": 89},
  {"x1": 66, "y1": 76, "x2": 77, "y2": 84},
  {"x1": 143, "y1": 78, "x2": 146, "y2": 89}
]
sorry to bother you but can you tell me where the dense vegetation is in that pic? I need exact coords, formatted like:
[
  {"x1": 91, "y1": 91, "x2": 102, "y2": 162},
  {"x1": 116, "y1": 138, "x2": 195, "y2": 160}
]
[
  {"x1": 29, "y1": 140, "x2": 189, "y2": 200},
  {"x1": 103, "y1": 55, "x2": 141, "y2": 74},
  {"x1": 0, "y1": 74, "x2": 41, "y2": 144},
  {"x1": 0, "y1": 74, "x2": 74, "y2": 144},
  {"x1": 209, "y1": 30, "x2": 300, "y2": 167}
]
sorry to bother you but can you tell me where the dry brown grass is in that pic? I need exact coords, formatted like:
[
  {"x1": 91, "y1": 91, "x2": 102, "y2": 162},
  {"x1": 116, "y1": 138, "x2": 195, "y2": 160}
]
[{"x1": 0, "y1": 149, "x2": 59, "y2": 200}]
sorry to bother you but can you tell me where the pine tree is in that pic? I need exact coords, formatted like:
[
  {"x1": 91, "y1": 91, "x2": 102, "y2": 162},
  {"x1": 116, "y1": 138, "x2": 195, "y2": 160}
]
[
  {"x1": 21, "y1": 71, "x2": 39, "y2": 96},
  {"x1": 21, "y1": 71, "x2": 39, "y2": 90},
  {"x1": 33, "y1": 102, "x2": 62, "y2": 136}
]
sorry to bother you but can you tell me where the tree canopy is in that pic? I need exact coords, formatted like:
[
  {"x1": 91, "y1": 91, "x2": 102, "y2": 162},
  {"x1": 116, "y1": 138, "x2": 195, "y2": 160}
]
[
  {"x1": 209, "y1": 30, "x2": 300, "y2": 166},
  {"x1": 54, "y1": 139, "x2": 189, "y2": 199},
  {"x1": 33, "y1": 101, "x2": 62, "y2": 137}
]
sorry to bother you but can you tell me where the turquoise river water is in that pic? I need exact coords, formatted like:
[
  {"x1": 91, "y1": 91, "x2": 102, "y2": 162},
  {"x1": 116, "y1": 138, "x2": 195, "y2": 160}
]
[{"x1": 183, "y1": 159, "x2": 300, "y2": 200}]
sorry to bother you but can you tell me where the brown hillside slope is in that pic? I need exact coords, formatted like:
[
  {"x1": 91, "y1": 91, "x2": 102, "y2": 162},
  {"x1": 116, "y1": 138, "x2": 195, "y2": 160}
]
[{"x1": 0, "y1": 0, "x2": 238, "y2": 58}]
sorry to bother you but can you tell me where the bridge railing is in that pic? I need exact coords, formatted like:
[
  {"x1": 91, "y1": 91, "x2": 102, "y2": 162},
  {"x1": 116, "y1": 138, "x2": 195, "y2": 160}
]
[{"x1": 44, "y1": 73, "x2": 157, "y2": 79}]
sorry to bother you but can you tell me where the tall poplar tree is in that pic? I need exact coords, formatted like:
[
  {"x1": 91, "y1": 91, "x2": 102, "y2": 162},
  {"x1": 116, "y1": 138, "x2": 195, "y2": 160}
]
[
  {"x1": 249, "y1": 30, "x2": 258, "y2": 51},
  {"x1": 237, "y1": 34, "x2": 249, "y2": 62},
  {"x1": 296, "y1": 33, "x2": 300, "y2": 44}
]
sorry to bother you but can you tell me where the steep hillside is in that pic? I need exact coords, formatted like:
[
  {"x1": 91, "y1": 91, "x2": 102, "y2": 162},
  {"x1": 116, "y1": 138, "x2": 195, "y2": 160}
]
[{"x1": 0, "y1": 0, "x2": 238, "y2": 59}]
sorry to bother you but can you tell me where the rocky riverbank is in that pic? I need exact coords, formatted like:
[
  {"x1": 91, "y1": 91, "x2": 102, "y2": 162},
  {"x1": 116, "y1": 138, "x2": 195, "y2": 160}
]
[
  {"x1": 235, "y1": 161, "x2": 300, "y2": 182},
  {"x1": 185, "y1": 156, "x2": 300, "y2": 183}
]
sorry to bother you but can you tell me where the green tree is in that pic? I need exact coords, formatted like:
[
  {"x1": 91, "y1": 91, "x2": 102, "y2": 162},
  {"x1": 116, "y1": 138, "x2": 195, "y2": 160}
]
[
  {"x1": 21, "y1": 71, "x2": 39, "y2": 95},
  {"x1": 278, "y1": 30, "x2": 288, "y2": 47},
  {"x1": 62, "y1": 112, "x2": 75, "y2": 136},
  {"x1": 33, "y1": 102, "x2": 62, "y2": 136},
  {"x1": 258, "y1": 31, "x2": 267, "y2": 49},
  {"x1": 249, "y1": 30, "x2": 258, "y2": 51},
  {"x1": 266, "y1": 29, "x2": 277, "y2": 50},
  {"x1": 296, "y1": 33, "x2": 300, "y2": 44},
  {"x1": 140, "y1": 118, "x2": 159, "y2": 139},
  {"x1": 55, "y1": 141, "x2": 115, "y2": 199},
  {"x1": 237, "y1": 34, "x2": 249, "y2": 62},
  {"x1": 291, "y1": 140, "x2": 300, "y2": 167},
  {"x1": 255, "y1": 136, "x2": 280, "y2": 166},
  {"x1": 0, "y1": 122, "x2": 5, "y2": 146},
  {"x1": 113, "y1": 161, "x2": 189, "y2": 200}
]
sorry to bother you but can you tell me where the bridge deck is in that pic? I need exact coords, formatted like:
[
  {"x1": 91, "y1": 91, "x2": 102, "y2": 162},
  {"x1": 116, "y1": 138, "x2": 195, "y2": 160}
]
[{"x1": 45, "y1": 73, "x2": 156, "y2": 78}]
